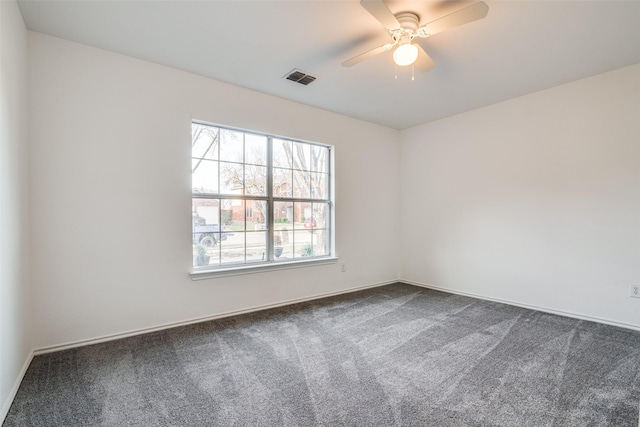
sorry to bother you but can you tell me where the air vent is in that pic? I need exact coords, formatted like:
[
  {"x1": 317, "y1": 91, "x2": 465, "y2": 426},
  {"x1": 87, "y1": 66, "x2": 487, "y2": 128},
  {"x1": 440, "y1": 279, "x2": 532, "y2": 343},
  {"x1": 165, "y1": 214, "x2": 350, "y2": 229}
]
[{"x1": 284, "y1": 69, "x2": 317, "y2": 86}]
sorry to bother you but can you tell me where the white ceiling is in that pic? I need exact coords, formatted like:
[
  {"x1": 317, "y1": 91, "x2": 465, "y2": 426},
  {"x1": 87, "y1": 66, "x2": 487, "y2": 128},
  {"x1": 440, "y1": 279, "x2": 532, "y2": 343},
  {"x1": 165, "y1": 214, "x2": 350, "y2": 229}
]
[{"x1": 17, "y1": 0, "x2": 640, "y2": 129}]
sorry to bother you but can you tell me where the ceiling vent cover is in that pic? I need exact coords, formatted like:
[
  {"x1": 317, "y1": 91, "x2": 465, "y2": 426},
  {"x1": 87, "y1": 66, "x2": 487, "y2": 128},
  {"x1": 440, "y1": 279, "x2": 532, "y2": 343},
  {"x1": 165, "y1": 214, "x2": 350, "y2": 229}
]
[{"x1": 284, "y1": 69, "x2": 317, "y2": 86}]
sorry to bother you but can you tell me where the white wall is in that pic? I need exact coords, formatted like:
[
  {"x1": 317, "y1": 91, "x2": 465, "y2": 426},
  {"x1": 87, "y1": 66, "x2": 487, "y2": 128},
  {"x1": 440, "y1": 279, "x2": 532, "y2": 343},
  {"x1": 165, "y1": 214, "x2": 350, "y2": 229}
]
[
  {"x1": 28, "y1": 32, "x2": 401, "y2": 349},
  {"x1": 0, "y1": 0, "x2": 31, "y2": 420},
  {"x1": 20, "y1": 15, "x2": 640, "y2": 370},
  {"x1": 400, "y1": 63, "x2": 640, "y2": 328}
]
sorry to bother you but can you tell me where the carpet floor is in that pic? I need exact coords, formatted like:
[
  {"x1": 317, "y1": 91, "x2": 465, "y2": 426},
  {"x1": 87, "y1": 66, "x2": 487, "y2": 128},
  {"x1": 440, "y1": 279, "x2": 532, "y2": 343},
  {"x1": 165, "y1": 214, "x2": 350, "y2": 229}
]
[{"x1": 4, "y1": 283, "x2": 640, "y2": 426}]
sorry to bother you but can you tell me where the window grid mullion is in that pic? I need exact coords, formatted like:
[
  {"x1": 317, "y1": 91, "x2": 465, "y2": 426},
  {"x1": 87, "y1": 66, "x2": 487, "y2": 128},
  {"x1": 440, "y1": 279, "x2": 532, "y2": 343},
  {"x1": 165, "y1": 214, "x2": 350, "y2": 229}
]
[
  {"x1": 216, "y1": 127, "x2": 221, "y2": 194},
  {"x1": 193, "y1": 194, "x2": 268, "y2": 202},
  {"x1": 217, "y1": 198, "x2": 222, "y2": 265},
  {"x1": 267, "y1": 136, "x2": 273, "y2": 261},
  {"x1": 292, "y1": 202, "x2": 297, "y2": 259},
  {"x1": 272, "y1": 197, "x2": 330, "y2": 204},
  {"x1": 244, "y1": 200, "x2": 248, "y2": 265}
]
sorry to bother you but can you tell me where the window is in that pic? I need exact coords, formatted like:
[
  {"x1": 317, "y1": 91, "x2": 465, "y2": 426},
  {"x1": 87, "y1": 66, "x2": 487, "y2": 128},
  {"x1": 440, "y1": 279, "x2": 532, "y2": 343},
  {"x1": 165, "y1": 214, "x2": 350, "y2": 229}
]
[{"x1": 191, "y1": 122, "x2": 332, "y2": 271}]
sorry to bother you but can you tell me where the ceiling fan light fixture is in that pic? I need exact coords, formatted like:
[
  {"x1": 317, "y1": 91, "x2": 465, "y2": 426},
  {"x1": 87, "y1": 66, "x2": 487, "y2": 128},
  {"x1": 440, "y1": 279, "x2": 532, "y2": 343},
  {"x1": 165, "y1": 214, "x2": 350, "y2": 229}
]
[{"x1": 393, "y1": 43, "x2": 419, "y2": 66}]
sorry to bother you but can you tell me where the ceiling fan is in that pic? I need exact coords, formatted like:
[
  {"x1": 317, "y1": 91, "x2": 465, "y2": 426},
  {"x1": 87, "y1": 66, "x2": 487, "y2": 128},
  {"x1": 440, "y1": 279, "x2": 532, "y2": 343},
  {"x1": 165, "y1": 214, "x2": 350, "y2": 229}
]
[{"x1": 342, "y1": 0, "x2": 489, "y2": 72}]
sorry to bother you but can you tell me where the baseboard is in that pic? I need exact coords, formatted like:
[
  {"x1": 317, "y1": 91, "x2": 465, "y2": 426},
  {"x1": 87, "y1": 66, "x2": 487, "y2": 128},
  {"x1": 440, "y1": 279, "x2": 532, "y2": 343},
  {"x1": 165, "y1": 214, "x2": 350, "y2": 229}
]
[
  {"x1": 402, "y1": 279, "x2": 640, "y2": 332},
  {"x1": 34, "y1": 280, "x2": 397, "y2": 355},
  {"x1": 1, "y1": 350, "x2": 34, "y2": 425}
]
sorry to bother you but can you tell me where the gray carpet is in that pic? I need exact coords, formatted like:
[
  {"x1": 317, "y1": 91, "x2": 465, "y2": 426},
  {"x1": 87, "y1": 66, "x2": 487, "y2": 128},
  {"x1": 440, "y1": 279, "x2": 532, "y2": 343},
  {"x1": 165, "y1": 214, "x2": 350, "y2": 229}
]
[{"x1": 4, "y1": 283, "x2": 640, "y2": 426}]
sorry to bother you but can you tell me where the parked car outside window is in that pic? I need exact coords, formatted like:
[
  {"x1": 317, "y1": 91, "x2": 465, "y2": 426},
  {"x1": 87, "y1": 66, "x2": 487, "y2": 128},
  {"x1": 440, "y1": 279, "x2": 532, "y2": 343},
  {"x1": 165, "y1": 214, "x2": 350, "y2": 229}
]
[{"x1": 192, "y1": 212, "x2": 234, "y2": 247}]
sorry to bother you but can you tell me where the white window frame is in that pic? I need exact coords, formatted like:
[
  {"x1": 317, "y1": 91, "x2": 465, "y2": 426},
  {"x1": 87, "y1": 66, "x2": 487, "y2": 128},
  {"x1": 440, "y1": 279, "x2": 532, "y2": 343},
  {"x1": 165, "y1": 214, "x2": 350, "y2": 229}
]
[{"x1": 190, "y1": 121, "x2": 336, "y2": 279}]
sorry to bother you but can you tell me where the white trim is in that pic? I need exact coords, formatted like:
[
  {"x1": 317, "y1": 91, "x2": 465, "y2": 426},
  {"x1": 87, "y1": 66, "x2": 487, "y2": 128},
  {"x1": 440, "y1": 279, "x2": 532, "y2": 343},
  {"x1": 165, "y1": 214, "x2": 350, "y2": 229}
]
[
  {"x1": 402, "y1": 279, "x2": 640, "y2": 332},
  {"x1": 34, "y1": 279, "x2": 396, "y2": 355},
  {"x1": 1, "y1": 350, "x2": 34, "y2": 425},
  {"x1": 190, "y1": 257, "x2": 339, "y2": 280}
]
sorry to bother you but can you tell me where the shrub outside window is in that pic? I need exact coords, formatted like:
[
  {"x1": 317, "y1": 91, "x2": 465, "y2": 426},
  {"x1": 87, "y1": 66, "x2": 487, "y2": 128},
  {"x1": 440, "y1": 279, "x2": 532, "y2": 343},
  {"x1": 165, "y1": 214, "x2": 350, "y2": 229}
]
[{"x1": 191, "y1": 122, "x2": 332, "y2": 270}]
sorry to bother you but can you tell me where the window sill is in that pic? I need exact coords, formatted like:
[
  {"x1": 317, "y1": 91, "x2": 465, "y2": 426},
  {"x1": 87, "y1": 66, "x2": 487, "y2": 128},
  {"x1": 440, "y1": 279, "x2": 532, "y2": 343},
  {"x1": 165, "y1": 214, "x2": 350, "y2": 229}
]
[{"x1": 189, "y1": 256, "x2": 339, "y2": 280}]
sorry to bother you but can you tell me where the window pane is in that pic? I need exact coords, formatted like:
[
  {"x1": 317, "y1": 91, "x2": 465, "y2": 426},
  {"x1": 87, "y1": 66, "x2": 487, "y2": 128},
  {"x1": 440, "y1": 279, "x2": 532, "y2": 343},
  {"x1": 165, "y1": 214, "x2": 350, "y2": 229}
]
[
  {"x1": 293, "y1": 230, "x2": 314, "y2": 259},
  {"x1": 192, "y1": 124, "x2": 218, "y2": 160},
  {"x1": 220, "y1": 231, "x2": 245, "y2": 265},
  {"x1": 192, "y1": 159, "x2": 218, "y2": 194},
  {"x1": 274, "y1": 225, "x2": 292, "y2": 260},
  {"x1": 193, "y1": 242, "x2": 217, "y2": 267},
  {"x1": 219, "y1": 128, "x2": 243, "y2": 163},
  {"x1": 273, "y1": 168, "x2": 292, "y2": 198},
  {"x1": 273, "y1": 138, "x2": 292, "y2": 168},
  {"x1": 250, "y1": 200, "x2": 267, "y2": 231},
  {"x1": 310, "y1": 172, "x2": 328, "y2": 200},
  {"x1": 312, "y1": 229, "x2": 330, "y2": 257},
  {"x1": 246, "y1": 231, "x2": 267, "y2": 263},
  {"x1": 274, "y1": 201, "x2": 293, "y2": 224},
  {"x1": 193, "y1": 199, "x2": 219, "y2": 225},
  {"x1": 221, "y1": 199, "x2": 243, "y2": 231},
  {"x1": 293, "y1": 170, "x2": 310, "y2": 198},
  {"x1": 312, "y1": 202, "x2": 329, "y2": 228},
  {"x1": 295, "y1": 202, "x2": 313, "y2": 230},
  {"x1": 220, "y1": 162, "x2": 243, "y2": 194},
  {"x1": 193, "y1": 198, "x2": 224, "y2": 268},
  {"x1": 292, "y1": 141, "x2": 311, "y2": 171},
  {"x1": 310, "y1": 203, "x2": 329, "y2": 256},
  {"x1": 245, "y1": 133, "x2": 267, "y2": 166},
  {"x1": 311, "y1": 145, "x2": 328, "y2": 172},
  {"x1": 245, "y1": 165, "x2": 267, "y2": 196}
]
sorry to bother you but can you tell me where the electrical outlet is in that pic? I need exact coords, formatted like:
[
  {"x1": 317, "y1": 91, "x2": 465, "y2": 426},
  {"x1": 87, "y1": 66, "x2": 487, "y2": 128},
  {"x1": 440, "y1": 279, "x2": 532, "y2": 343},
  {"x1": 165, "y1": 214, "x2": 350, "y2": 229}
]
[
  {"x1": 630, "y1": 285, "x2": 640, "y2": 299},
  {"x1": 341, "y1": 263, "x2": 346, "y2": 273}
]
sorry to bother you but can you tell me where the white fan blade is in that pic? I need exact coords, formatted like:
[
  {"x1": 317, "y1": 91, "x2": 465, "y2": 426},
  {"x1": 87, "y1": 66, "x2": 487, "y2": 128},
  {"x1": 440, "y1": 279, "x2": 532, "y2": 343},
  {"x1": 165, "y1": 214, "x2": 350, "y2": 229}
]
[
  {"x1": 341, "y1": 43, "x2": 395, "y2": 67},
  {"x1": 419, "y1": 1, "x2": 489, "y2": 37},
  {"x1": 414, "y1": 45, "x2": 436, "y2": 73},
  {"x1": 361, "y1": 0, "x2": 401, "y2": 30}
]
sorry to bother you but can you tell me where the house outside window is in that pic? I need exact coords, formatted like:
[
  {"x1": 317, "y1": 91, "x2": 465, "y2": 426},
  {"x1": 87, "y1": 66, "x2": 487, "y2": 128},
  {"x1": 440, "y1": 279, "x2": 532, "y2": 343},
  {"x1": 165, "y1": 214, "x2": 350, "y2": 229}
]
[{"x1": 191, "y1": 122, "x2": 332, "y2": 270}]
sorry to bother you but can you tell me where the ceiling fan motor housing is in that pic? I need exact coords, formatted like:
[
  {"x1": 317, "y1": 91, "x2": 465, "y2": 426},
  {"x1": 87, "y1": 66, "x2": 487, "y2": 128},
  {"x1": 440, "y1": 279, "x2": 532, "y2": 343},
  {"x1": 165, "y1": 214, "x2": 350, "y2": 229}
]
[
  {"x1": 391, "y1": 12, "x2": 420, "y2": 43},
  {"x1": 395, "y1": 12, "x2": 419, "y2": 32}
]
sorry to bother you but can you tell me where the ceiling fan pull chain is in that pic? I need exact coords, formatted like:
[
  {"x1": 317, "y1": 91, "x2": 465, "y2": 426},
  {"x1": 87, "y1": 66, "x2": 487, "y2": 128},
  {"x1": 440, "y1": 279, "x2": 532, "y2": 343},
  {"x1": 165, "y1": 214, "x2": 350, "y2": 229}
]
[{"x1": 412, "y1": 64, "x2": 415, "y2": 81}]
